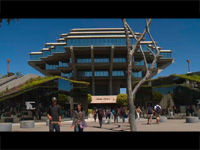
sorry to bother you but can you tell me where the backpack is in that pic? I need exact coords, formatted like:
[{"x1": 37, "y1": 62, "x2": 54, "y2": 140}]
[
  {"x1": 112, "y1": 110, "x2": 115, "y2": 115},
  {"x1": 121, "y1": 107, "x2": 126, "y2": 114},
  {"x1": 98, "y1": 109, "x2": 103, "y2": 117},
  {"x1": 147, "y1": 107, "x2": 153, "y2": 114},
  {"x1": 156, "y1": 105, "x2": 161, "y2": 114}
]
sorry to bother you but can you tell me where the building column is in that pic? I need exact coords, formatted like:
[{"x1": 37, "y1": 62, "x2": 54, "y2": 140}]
[
  {"x1": 91, "y1": 45, "x2": 95, "y2": 95},
  {"x1": 109, "y1": 45, "x2": 114, "y2": 95},
  {"x1": 70, "y1": 46, "x2": 77, "y2": 80},
  {"x1": 69, "y1": 97, "x2": 74, "y2": 119}
]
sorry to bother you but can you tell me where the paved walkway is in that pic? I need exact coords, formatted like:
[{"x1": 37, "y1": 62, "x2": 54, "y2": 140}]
[{"x1": 9, "y1": 117, "x2": 200, "y2": 132}]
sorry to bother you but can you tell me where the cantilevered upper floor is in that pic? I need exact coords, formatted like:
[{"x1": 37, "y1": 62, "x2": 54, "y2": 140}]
[{"x1": 28, "y1": 28, "x2": 174, "y2": 81}]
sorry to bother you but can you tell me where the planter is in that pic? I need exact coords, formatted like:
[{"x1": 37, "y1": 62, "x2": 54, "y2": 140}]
[
  {"x1": 0, "y1": 123, "x2": 12, "y2": 131},
  {"x1": 186, "y1": 116, "x2": 199, "y2": 123},
  {"x1": 46, "y1": 119, "x2": 49, "y2": 126},
  {"x1": 20, "y1": 120, "x2": 35, "y2": 128}
]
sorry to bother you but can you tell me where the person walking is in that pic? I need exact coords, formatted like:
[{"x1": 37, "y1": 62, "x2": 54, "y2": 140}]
[
  {"x1": 71, "y1": 104, "x2": 86, "y2": 132},
  {"x1": 111, "y1": 109, "x2": 115, "y2": 120},
  {"x1": 93, "y1": 108, "x2": 97, "y2": 122},
  {"x1": 114, "y1": 107, "x2": 119, "y2": 123},
  {"x1": 120, "y1": 106, "x2": 126, "y2": 123},
  {"x1": 96, "y1": 108, "x2": 104, "y2": 128},
  {"x1": 106, "y1": 108, "x2": 111, "y2": 119},
  {"x1": 189, "y1": 104, "x2": 194, "y2": 116},
  {"x1": 154, "y1": 104, "x2": 162, "y2": 124},
  {"x1": 47, "y1": 97, "x2": 62, "y2": 132},
  {"x1": 174, "y1": 106, "x2": 179, "y2": 116},
  {"x1": 147, "y1": 104, "x2": 153, "y2": 125},
  {"x1": 64, "y1": 110, "x2": 68, "y2": 118},
  {"x1": 168, "y1": 106, "x2": 173, "y2": 118},
  {"x1": 62, "y1": 109, "x2": 65, "y2": 119},
  {"x1": 136, "y1": 106, "x2": 142, "y2": 120}
]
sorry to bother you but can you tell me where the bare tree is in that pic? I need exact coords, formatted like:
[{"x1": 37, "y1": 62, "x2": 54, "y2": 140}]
[{"x1": 122, "y1": 18, "x2": 160, "y2": 131}]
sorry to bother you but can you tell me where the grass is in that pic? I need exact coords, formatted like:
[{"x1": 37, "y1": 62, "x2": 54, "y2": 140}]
[{"x1": 171, "y1": 74, "x2": 200, "y2": 82}]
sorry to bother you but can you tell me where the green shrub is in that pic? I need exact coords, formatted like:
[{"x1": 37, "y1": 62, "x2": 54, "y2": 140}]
[
  {"x1": 88, "y1": 94, "x2": 92, "y2": 104},
  {"x1": 171, "y1": 74, "x2": 200, "y2": 82},
  {"x1": 88, "y1": 109, "x2": 93, "y2": 114},
  {"x1": 117, "y1": 94, "x2": 128, "y2": 107}
]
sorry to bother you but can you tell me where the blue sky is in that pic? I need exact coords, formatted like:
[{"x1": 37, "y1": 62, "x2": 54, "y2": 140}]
[{"x1": 0, "y1": 19, "x2": 199, "y2": 79}]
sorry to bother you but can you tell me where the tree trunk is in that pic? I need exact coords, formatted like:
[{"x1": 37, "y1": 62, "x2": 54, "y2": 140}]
[{"x1": 123, "y1": 19, "x2": 137, "y2": 131}]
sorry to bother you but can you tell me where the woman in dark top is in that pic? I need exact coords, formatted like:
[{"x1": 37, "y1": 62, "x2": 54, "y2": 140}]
[{"x1": 71, "y1": 104, "x2": 86, "y2": 132}]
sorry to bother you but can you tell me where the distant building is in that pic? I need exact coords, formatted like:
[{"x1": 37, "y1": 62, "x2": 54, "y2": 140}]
[{"x1": 28, "y1": 28, "x2": 174, "y2": 106}]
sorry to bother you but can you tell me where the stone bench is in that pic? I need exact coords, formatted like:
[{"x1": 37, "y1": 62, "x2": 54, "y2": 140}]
[
  {"x1": 20, "y1": 120, "x2": 35, "y2": 128},
  {"x1": 160, "y1": 116, "x2": 168, "y2": 123},
  {"x1": 0, "y1": 123, "x2": 12, "y2": 131},
  {"x1": 186, "y1": 117, "x2": 199, "y2": 123}
]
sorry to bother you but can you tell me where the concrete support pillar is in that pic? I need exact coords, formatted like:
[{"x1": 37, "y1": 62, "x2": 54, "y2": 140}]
[
  {"x1": 91, "y1": 45, "x2": 95, "y2": 95},
  {"x1": 69, "y1": 97, "x2": 74, "y2": 119},
  {"x1": 70, "y1": 46, "x2": 77, "y2": 80},
  {"x1": 109, "y1": 45, "x2": 114, "y2": 95}
]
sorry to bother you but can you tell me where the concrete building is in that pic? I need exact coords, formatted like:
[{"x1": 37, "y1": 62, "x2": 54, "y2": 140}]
[{"x1": 28, "y1": 28, "x2": 174, "y2": 106}]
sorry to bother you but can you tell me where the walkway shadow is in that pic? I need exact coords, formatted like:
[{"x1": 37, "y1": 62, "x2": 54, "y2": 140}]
[{"x1": 88, "y1": 124, "x2": 132, "y2": 132}]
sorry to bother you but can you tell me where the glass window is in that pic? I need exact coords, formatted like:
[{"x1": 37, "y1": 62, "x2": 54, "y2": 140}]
[
  {"x1": 95, "y1": 71, "x2": 109, "y2": 77},
  {"x1": 58, "y1": 78, "x2": 71, "y2": 91},
  {"x1": 113, "y1": 58, "x2": 126, "y2": 63},
  {"x1": 136, "y1": 60, "x2": 145, "y2": 66},
  {"x1": 112, "y1": 71, "x2": 125, "y2": 77},
  {"x1": 30, "y1": 54, "x2": 42, "y2": 60},
  {"x1": 59, "y1": 61, "x2": 68, "y2": 67},
  {"x1": 77, "y1": 58, "x2": 92, "y2": 63},
  {"x1": 132, "y1": 71, "x2": 142, "y2": 78},
  {"x1": 160, "y1": 52, "x2": 172, "y2": 58},
  {"x1": 77, "y1": 71, "x2": 92, "y2": 77},
  {"x1": 94, "y1": 58, "x2": 109, "y2": 63},
  {"x1": 46, "y1": 64, "x2": 58, "y2": 70},
  {"x1": 67, "y1": 38, "x2": 136, "y2": 46},
  {"x1": 55, "y1": 45, "x2": 65, "y2": 53}
]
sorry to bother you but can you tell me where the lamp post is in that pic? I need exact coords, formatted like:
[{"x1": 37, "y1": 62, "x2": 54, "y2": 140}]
[
  {"x1": 7, "y1": 59, "x2": 11, "y2": 77},
  {"x1": 187, "y1": 60, "x2": 191, "y2": 73}
]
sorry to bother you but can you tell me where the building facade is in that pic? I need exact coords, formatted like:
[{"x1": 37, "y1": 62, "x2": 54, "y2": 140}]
[{"x1": 29, "y1": 28, "x2": 174, "y2": 104}]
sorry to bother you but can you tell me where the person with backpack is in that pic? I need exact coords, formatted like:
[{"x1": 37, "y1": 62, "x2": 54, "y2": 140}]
[
  {"x1": 96, "y1": 108, "x2": 104, "y2": 128},
  {"x1": 147, "y1": 104, "x2": 153, "y2": 125},
  {"x1": 154, "y1": 104, "x2": 162, "y2": 124},
  {"x1": 111, "y1": 109, "x2": 115, "y2": 120},
  {"x1": 121, "y1": 106, "x2": 126, "y2": 123}
]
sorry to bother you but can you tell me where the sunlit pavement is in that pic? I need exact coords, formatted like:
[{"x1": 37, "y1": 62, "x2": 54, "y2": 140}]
[{"x1": 9, "y1": 117, "x2": 200, "y2": 132}]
